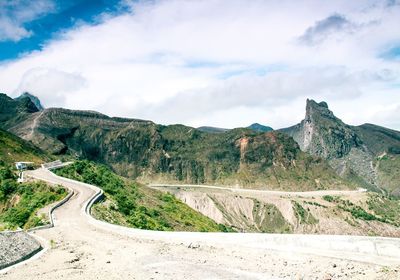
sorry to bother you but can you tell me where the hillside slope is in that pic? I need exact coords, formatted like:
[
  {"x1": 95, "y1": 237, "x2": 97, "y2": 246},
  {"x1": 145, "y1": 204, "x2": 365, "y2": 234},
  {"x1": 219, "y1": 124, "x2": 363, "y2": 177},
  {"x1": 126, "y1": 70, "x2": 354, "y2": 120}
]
[
  {"x1": 281, "y1": 99, "x2": 400, "y2": 196},
  {"x1": 0, "y1": 93, "x2": 355, "y2": 191},
  {"x1": 0, "y1": 128, "x2": 49, "y2": 165},
  {"x1": 154, "y1": 185, "x2": 400, "y2": 237}
]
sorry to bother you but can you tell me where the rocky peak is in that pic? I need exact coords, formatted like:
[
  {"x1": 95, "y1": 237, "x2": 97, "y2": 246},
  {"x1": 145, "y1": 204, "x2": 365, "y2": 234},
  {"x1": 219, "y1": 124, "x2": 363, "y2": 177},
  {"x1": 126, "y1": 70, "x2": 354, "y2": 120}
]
[
  {"x1": 15, "y1": 92, "x2": 44, "y2": 111},
  {"x1": 281, "y1": 99, "x2": 362, "y2": 159},
  {"x1": 305, "y1": 99, "x2": 335, "y2": 122}
]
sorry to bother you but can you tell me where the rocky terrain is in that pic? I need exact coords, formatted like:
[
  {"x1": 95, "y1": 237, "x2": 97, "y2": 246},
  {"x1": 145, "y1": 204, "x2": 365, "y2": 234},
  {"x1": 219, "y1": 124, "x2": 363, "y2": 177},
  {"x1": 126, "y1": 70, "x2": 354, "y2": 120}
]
[{"x1": 281, "y1": 99, "x2": 400, "y2": 196}]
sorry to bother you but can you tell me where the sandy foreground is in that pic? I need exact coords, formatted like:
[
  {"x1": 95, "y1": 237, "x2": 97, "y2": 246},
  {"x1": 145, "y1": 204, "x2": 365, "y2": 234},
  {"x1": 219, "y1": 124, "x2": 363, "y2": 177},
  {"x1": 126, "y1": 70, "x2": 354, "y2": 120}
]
[{"x1": 1, "y1": 169, "x2": 399, "y2": 280}]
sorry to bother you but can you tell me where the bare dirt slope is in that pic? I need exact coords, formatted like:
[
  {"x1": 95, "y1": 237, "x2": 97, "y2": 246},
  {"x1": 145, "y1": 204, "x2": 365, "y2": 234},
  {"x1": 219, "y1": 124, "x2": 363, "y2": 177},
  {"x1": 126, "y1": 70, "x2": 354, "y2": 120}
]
[
  {"x1": 152, "y1": 185, "x2": 400, "y2": 236},
  {"x1": 1, "y1": 169, "x2": 399, "y2": 280}
]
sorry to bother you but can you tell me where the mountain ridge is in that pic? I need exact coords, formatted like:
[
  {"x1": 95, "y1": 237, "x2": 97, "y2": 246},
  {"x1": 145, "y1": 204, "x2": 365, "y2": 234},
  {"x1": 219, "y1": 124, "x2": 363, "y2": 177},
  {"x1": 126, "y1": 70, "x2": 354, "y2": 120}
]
[{"x1": 0, "y1": 93, "x2": 355, "y2": 191}]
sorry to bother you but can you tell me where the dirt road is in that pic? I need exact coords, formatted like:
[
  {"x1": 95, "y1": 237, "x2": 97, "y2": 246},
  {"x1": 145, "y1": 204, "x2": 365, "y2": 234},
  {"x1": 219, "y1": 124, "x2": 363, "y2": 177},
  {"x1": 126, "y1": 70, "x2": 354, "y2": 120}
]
[
  {"x1": 1, "y1": 168, "x2": 399, "y2": 279},
  {"x1": 149, "y1": 183, "x2": 367, "y2": 197}
]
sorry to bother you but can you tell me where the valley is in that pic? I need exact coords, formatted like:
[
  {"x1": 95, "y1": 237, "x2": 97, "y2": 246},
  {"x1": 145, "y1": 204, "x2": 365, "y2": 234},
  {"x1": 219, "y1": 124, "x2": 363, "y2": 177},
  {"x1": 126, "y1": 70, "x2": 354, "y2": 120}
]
[{"x1": 1, "y1": 1, "x2": 399, "y2": 278}]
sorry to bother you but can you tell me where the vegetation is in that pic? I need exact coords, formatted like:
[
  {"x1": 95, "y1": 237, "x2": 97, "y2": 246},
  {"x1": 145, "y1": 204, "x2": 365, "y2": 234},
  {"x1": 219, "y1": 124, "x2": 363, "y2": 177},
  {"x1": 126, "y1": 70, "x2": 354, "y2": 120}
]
[
  {"x1": 303, "y1": 200, "x2": 327, "y2": 208},
  {"x1": 54, "y1": 160, "x2": 234, "y2": 232},
  {"x1": 367, "y1": 194, "x2": 400, "y2": 226},
  {"x1": 292, "y1": 201, "x2": 318, "y2": 225},
  {"x1": 337, "y1": 200, "x2": 378, "y2": 222},
  {"x1": 0, "y1": 164, "x2": 66, "y2": 230},
  {"x1": 322, "y1": 193, "x2": 400, "y2": 226},
  {"x1": 322, "y1": 195, "x2": 339, "y2": 202}
]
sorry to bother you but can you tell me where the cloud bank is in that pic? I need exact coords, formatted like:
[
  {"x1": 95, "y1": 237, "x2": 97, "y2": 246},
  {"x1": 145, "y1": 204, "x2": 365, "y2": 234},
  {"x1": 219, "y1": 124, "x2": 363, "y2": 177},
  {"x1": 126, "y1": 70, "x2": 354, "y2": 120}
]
[{"x1": 0, "y1": 0, "x2": 399, "y2": 129}]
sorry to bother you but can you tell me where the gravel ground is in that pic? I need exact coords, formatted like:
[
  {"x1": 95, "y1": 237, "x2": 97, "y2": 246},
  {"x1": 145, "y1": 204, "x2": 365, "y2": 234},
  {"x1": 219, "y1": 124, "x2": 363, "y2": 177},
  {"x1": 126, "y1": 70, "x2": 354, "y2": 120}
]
[{"x1": 0, "y1": 231, "x2": 41, "y2": 270}]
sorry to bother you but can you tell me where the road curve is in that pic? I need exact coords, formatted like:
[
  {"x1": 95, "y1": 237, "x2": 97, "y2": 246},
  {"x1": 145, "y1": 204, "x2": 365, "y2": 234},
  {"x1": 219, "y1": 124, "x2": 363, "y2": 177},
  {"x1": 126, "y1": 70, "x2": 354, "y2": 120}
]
[{"x1": 1, "y1": 168, "x2": 399, "y2": 280}]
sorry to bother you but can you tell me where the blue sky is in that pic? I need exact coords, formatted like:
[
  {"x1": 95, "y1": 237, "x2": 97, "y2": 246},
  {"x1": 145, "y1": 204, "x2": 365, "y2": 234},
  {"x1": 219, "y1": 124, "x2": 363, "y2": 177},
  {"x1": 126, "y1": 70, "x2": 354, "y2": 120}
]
[
  {"x1": 0, "y1": 0, "x2": 128, "y2": 61},
  {"x1": 0, "y1": 0, "x2": 399, "y2": 130}
]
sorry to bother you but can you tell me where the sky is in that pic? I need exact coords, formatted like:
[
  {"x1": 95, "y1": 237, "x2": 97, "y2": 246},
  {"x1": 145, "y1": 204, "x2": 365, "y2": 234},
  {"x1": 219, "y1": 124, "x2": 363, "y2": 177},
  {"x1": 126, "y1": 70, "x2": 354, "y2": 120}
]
[{"x1": 0, "y1": 0, "x2": 399, "y2": 130}]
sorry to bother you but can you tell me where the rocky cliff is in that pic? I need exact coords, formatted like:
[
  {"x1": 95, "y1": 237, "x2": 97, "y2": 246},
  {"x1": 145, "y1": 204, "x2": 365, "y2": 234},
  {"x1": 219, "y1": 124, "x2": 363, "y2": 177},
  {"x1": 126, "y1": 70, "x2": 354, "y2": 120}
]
[{"x1": 280, "y1": 99, "x2": 400, "y2": 196}]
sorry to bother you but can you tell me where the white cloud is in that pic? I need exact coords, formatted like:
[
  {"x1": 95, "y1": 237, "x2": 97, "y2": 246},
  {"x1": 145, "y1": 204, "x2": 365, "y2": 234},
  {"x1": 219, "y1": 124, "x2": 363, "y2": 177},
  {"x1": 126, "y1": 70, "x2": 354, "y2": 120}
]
[
  {"x1": 0, "y1": 0, "x2": 399, "y2": 130},
  {"x1": 0, "y1": 0, "x2": 55, "y2": 42}
]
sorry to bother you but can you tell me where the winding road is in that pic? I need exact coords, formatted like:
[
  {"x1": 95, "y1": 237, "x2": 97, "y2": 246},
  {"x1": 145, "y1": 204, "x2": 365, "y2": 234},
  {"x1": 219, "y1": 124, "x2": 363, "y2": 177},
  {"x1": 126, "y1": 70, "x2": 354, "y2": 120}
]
[{"x1": 1, "y1": 168, "x2": 400, "y2": 279}]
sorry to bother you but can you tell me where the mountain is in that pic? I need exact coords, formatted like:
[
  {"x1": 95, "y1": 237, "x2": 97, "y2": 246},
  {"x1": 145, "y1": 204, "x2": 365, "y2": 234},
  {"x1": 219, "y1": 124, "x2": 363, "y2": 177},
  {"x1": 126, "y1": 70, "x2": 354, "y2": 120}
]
[
  {"x1": 15, "y1": 92, "x2": 44, "y2": 111},
  {"x1": 247, "y1": 123, "x2": 273, "y2": 132},
  {"x1": 0, "y1": 93, "x2": 40, "y2": 123},
  {"x1": 280, "y1": 99, "x2": 400, "y2": 196},
  {"x1": 0, "y1": 93, "x2": 353, "y2": 191}
]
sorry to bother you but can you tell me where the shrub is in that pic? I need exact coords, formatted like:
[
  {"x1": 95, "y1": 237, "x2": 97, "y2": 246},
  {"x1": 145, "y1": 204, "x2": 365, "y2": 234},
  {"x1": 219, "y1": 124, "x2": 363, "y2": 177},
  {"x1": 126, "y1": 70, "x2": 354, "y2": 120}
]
[{"x1": 323, "y1": 195, "x2": 334, "y2": 202}]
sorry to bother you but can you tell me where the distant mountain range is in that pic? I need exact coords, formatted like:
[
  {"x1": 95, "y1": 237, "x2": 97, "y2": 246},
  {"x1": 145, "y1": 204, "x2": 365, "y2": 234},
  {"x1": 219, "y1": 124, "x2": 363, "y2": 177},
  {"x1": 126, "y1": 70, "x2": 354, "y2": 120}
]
[
  {"x1": 248, "y1": 123, "x2": 273, "y2": 132},
  {"x1": 198, "y1": 123, "x2": 273, "y2": 133},
  {"x1": 1, "y1": 92, "x2": 399, "y2": 195}
]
